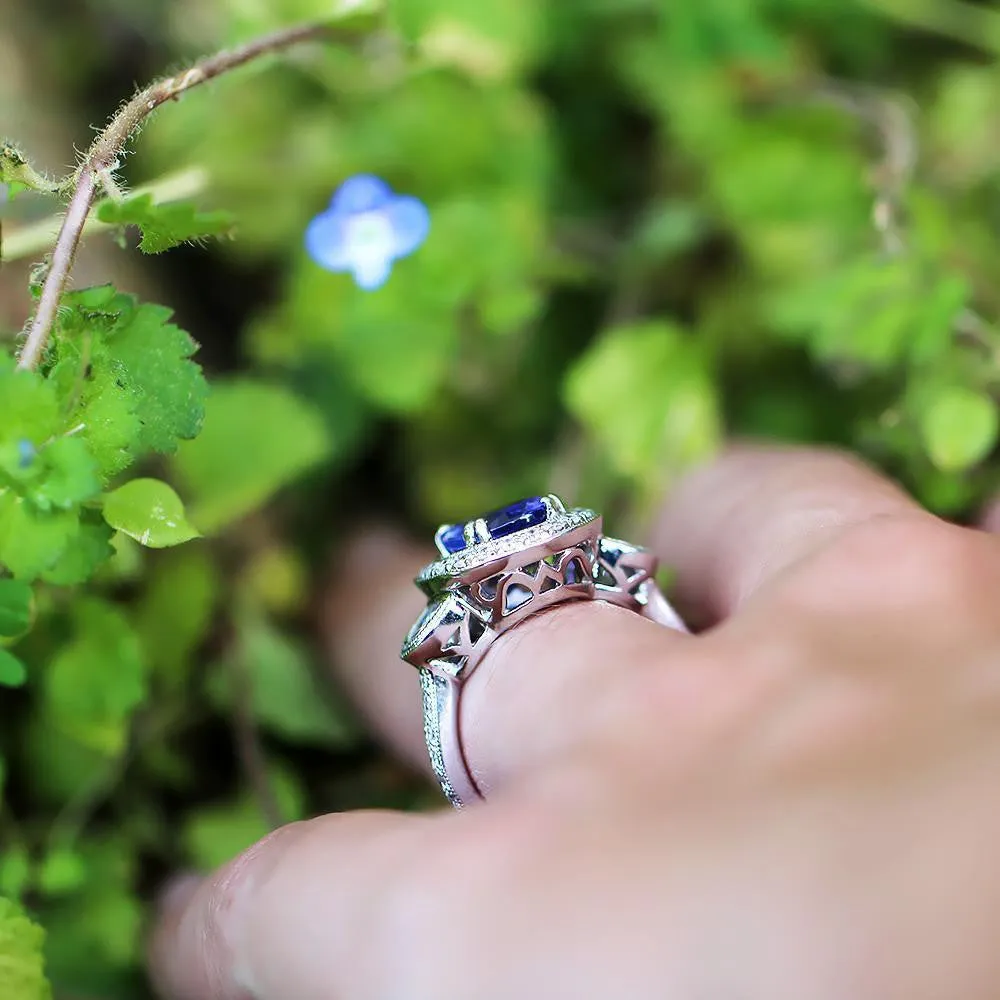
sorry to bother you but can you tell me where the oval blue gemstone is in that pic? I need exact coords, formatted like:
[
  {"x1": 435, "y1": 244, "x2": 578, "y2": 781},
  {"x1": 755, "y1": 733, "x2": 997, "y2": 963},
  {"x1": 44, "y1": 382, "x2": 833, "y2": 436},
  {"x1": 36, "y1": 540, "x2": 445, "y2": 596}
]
[
  {"x1": 484, "y1": 497, "x2": 547, "y2": 541},
  {"x1": 440, "y1": 523, "x2": 468, "y2": 554}
]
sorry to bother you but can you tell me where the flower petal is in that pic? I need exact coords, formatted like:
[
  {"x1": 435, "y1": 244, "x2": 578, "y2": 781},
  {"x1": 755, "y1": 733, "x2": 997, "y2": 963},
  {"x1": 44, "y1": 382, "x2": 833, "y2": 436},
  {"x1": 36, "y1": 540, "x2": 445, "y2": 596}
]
[
  {"x1": 351, "y1": 255, "x2": 393, "y2": 290},
  {"x1": 385, "y1": 196, "x2": 431, "y2": 258},
  {"x1": 331, "y1": 174, "x2": 393, "y2": 214},
  {"x1": 305, "y1": 211, "x2": 351, "y2": 271}
]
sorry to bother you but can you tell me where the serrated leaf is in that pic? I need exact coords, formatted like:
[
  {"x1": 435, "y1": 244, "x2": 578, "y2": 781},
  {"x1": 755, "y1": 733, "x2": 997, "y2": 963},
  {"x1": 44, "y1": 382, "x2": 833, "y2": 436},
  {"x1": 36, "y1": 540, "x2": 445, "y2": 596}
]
[
  {"x1": 52, "y1": 288, "x2": 208, "y2": 471},
  {"x1": 0, "y1": 579, "x2": 32, "y2": 637},
  {"x1": 171, "y1": 379, "x2": 330, "y2": 532},
  {"x1": 0, "y1": 896, "x2": 52, "y2": 1000},
  {"x1": 102, "y1": 478, "x2": 200, "y2": 548},
  {"x1": 96, "y1": 194, "x2": 235, "y2": 254},
  {"x1": 102, "y1": 302, "x2": 208, "y2": 455},
  {"x1": 920, "y1": 386, "x2": 999, "y2": 472},
  {"x1": 0, "y1": 649, "x2": 26, "y2": 687}
]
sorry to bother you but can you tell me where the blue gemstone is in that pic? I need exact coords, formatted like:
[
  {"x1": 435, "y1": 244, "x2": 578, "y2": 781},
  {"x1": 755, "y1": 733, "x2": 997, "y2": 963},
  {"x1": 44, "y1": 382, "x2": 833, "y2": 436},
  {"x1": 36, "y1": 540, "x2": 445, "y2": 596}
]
[
  {"x1": 484, "y1": 497, "x2": 547, "y2": 541},
  {"x1": 440, "y1": 523, "x2": 468, "y2": 554}
]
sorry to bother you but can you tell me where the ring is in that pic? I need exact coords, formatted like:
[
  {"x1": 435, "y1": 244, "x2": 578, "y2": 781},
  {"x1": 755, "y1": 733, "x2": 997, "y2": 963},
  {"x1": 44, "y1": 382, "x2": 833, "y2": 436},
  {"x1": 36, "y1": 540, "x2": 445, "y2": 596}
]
[{"x1": 400, "y1": 494, "x2": 688, "y2": 808}]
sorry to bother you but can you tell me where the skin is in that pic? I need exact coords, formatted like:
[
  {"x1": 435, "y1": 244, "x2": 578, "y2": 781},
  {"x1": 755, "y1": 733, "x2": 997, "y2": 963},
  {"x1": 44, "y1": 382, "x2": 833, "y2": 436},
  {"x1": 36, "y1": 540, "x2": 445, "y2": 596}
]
[{"x1": 149, "y1": 444, "x2": 1000, "y2": 1000}]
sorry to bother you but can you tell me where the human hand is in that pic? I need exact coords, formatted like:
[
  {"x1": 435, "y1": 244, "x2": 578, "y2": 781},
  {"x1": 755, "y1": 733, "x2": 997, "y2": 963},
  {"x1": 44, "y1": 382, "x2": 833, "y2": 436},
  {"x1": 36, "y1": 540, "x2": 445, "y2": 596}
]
[{"x1": 149, "y1": 445, "x2": 1000, "y2": 1000}]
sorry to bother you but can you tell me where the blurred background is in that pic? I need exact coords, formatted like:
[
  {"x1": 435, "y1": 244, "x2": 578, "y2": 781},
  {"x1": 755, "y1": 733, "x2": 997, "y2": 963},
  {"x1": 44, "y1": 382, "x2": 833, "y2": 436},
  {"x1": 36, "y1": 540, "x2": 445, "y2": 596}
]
[{"x1": 4, "y1": 0, "x2": 1000, "y2": 995}]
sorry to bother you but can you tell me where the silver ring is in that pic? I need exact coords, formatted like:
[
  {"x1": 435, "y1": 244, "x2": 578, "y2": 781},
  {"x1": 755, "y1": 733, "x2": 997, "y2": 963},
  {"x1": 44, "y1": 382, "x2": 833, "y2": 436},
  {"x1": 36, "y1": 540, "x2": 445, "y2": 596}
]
[{"x1": 400, "y1": 494, "x2": 687, "y2": 807}]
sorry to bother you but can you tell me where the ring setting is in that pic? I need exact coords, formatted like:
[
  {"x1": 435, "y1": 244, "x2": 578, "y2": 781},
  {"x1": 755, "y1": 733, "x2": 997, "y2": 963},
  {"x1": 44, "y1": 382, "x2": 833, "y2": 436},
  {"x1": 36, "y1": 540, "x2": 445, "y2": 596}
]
[{"x1": 401, "y1": 494, "x2": 686, "y2": 807}]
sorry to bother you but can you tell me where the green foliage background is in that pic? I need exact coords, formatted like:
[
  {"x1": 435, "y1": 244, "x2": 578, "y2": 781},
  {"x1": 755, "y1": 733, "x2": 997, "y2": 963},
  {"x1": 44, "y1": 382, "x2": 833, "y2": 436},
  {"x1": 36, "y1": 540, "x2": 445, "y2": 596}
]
[{"x1": 4, "y1": 0, "x2": 1000, "y2": 994}]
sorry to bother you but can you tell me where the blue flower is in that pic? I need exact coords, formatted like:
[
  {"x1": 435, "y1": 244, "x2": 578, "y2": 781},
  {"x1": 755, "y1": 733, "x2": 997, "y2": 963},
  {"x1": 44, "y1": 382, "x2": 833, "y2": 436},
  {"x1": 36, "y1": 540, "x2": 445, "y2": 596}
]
[
  {"x1": 16, "y1": 440, "x2": 35, "y2": 470},
  {"x1": 305, "y1": 175, "x2": 430, "y2": 291}
]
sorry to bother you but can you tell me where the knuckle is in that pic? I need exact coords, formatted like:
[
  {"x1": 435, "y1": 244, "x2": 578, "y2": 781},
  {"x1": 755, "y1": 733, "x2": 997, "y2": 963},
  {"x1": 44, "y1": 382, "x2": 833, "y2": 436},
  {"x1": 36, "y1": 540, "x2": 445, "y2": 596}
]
[
  {"x1": 200, "y1": 823, "x2": 307, "y2": 993},
  {"x1": 809, "y1": 514, "x2": 1000, "y2": 618}
]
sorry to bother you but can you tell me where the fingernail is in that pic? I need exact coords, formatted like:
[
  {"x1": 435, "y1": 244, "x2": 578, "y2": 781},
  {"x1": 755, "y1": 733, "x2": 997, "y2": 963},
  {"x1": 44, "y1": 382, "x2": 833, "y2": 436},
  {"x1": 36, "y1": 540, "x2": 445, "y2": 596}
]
[{"x1": 155, "y1": 873, "x2": 202, "y2": 913}]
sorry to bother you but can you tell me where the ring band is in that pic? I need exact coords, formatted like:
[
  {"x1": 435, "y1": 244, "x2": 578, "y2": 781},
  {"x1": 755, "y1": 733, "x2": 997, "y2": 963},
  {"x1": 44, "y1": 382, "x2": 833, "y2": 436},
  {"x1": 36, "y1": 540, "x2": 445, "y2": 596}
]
[{"x1": 400, "y1": 494, "x2": 687, "y2": 807}]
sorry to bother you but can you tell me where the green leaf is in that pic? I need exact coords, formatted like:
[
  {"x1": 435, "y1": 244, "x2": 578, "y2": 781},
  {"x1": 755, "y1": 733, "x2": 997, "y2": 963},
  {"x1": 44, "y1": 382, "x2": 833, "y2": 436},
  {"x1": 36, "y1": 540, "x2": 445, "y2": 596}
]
[
  {"x1": 0, "y1": 142, "x2": 59, "y2": 195},
  {"x1": 910, "y1": 273, "x2": 968, "y2": 364},
  {"x1": 920, "y1": 386, "x2": 999, "y2": 472},
  {"x1": 0, "y1": 649, "x2": 27, "y2": 688},
  {"x1": 26, "y1": 437, "x2": 101, "y2": 512},
  {"x1": 44, "y1": 599, "x2": 146, "y2": 754},
  {"x1": 0, "y1": 896, "x2": 52, "y2": 1000},
  {"x1": 37, "y1": 848, "x2": 87, "y2": 897},
  {"x1": 208, "y1": 616, "x2": 361, "y2": 747},
  {"x1": 101, "y1": 301, "x2": 207, "y2": 455},
  {"x1": 391, "y1": 0, "x2": 544, "y2": 79},
  {"x1": 136, "y1": 546, "x2": 219, "y2": 684},
  {"x1": 0, "y1": 492, "x2": 78, "y2": 580},
  {"x1": 102, "y1": 478, "x2": 200, "y2": 548},
  {"x1": 0, "y1": 366, "x2": 62, "y2": 454},
  {"x1": 53, "y1": 288, "x2": 208, "y2": 471},
  {"x1": 629, "y1": 200, "x2": 707, "y2": 263},
  {"x1": 224, "y1": 0, "x2": 384, "y2": 43},
  {"x1": 96, "y1": 193, "x2": 235, "y2": 254},
  {"x1": 336, "y1": 306, "x2": 458, "y2": 412},
  {"x1": 563, "y1": 320, "x2": 721, "y2": 479},
  {"x1": 171, "y1": 379, "x2": 331, "y2": 533},
  {"x1": 0, "y1": 579, "x2": 32, "y2": 637},
  {"x1": 21, "y1": 718, "x2": 112, "y2": 806},
  {"x1": 0, "y1": 846, "x2": 30, "y2": 900},
  {"x1": 41, "y1": 512, "x2": 115, "y2": 586},
  {"x1": 182, "y1": 766, "x2": 304, "y2": 870},
  {"x1": 39, "y1": 837, "x2": 140, "y2": 991}
]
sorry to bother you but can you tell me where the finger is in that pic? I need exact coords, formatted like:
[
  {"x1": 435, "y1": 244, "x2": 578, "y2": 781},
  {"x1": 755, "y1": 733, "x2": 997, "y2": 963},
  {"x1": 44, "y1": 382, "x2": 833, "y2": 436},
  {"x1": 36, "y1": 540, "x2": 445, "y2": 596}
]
[
  {"x1": 325, "y1": 526, "x2": 432, "y2": 773},
  {"x1": 652, "y1": 443, "x2": 924, "y2": 630},
  {"x1": 978, "y1": 496, "x2": 1000, "y2": 534},
  {"x1": 325, "y1": 526, "x2": 692, "y2": 800},
  {"x1": 149, "y1": 811, "x2": 431, "y2": 1000}
]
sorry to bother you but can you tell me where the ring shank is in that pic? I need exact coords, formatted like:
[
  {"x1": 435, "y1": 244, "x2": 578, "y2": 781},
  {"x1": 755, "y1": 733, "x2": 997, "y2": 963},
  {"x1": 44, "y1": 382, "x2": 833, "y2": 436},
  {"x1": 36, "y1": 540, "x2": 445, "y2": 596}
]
[{"x1": 420, "y1": 577, "x2": 687, "y2": 808}]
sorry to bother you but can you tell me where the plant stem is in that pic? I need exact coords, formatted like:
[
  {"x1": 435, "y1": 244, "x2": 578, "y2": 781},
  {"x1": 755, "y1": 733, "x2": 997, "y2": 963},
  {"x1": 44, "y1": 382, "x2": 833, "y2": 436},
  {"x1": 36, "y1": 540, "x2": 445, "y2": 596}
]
[{"x1": 16, "y1": 20, "x2": 333, "y2": 371}]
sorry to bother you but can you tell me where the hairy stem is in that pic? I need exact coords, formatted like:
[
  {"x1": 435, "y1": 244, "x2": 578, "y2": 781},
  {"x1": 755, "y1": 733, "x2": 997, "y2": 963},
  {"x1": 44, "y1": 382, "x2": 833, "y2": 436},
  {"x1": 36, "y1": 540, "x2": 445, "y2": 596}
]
[{"x1": 16, "y1": 20, "x2": 333, "y2": 371}]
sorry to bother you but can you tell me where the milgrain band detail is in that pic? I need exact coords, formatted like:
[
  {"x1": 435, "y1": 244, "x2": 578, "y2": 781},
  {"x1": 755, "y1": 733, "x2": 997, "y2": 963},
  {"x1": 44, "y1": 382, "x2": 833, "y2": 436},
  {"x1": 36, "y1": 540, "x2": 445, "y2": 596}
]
[{"x1": 401, "y1": 496, "x2": 687, "y2": 807}]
